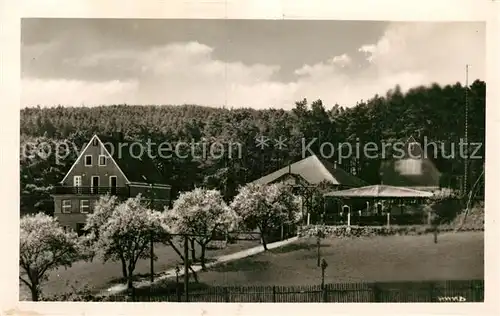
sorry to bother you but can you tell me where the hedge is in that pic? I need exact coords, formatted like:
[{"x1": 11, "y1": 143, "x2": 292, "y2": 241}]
[{"x1": 298, "y1": 224, "x2": 482, "y2": 239}]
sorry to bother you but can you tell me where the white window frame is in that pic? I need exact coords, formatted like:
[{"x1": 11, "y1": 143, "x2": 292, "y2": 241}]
[
  {"x1": 84, "y1": 155, "x2": 93, "y2": 166},
  {"x1": 109, "y1": 176, "x2": 117, "y2": 186},
  {"x1": 109, "y1": 176, "x2": 118, "y2": 194},
  {"x1": 98, "y1": 155, "x2": 107, "y2": 166},
  {"x1": 62, "y1": 200, "x2": 72, "y2": 213},
  {"x1": 80, "y1": 200, "x2": 90, "y2": 213},
  {"x1": 73, "y1": 175, "x2": 82, "y2": 186}
]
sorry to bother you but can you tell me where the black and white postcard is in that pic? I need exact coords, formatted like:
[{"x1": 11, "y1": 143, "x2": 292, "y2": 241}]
[{"x1": 1, "y1": 0, "x2": 499, "y2": 315}]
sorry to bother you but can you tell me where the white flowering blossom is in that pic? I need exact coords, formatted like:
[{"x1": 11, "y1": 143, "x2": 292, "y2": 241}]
[
  {"x1": 85, "y1": 195, "x2": 166, "y2": 289},
  {"x1": 19, "y1": 213, "x2": 81, "y2": 301},
  {"x1": 82, "y1": 194, "x2": 120, "y2": 260},
  {"x1": 166, "y1": 188, "x2": 239, "y2": 269},
  {"x1": 230, "y1": 182, "x2": 301, "y2": 250}
]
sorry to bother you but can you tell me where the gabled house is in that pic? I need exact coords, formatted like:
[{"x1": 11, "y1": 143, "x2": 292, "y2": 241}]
[
  {"x1": 251, "y1": 154, "x2": 366, "y2": 189},
  {"x1": 379, "y1": 136, "x2": 441, "y2": 191},
  {"x1": 251, "y1": 154, "x2": 366, "y2": 225},
  {"x1": 53, "y1": 133, "x2": 171, "y2": 235}
]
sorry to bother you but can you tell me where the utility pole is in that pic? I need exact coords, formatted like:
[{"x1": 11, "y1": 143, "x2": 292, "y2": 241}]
[
  {"x1": 150, "y1": 183, "x2": 154, "y2": 283},
  {"x1": 175, "y1": 266, "x2": 181, "y2": 301},
  {"x1": 316, "y1": 233, "x2": 321, "y2": 267},
  {"x1": 464, "y1": 64, "x2": 469, "y2": 196},
  {"x1": 321, "y1": 258, "x2": 328, "y2": 302},
  {"x1": 184, "y1": 234, "x2": 189, "y2": 302}
]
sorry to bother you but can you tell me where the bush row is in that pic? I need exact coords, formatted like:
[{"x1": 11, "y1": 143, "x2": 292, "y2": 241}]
[{"x1": 297, "y1": 224, "x2": 482, "y2": 239}]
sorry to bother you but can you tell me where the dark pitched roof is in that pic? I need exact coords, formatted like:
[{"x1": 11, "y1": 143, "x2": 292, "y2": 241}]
[
  {"x1": 97, "y1": 135, "x2": 168, "y2": 185},
  {"x1": 379, "y1": 136, "x2": 441, "y2": 188},
  {"x1": 251, "y1": 155, "x2": 366, "y2": 187}
]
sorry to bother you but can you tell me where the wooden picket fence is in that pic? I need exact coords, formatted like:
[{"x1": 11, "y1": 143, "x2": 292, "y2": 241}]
[{"x1": 111, "y1": 279, "x2": 483, "y2": 303}]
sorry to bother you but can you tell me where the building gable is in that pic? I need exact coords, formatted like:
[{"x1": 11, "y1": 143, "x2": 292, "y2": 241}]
[
  {"x1": 251, "y1": 155, "x2": 365, "y2": 187},
  {"x1": 379, "y1": 136, "x2": 441, "y2": 188},
  {"x1": 60, "y1": 135, "x2": 129, "y2": 187}
]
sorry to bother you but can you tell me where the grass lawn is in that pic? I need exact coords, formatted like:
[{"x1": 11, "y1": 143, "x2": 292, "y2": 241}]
[
  {"x1": 19, "y1": 239, "x2": 260, "y2": 300},
  {"x1": 195, "y1": 231, "x2": 484, "y2": 287}
]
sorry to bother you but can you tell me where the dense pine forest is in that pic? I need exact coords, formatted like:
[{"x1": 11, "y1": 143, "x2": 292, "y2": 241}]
[{"x1": 20, "y1": 80, "x2": 485, "y2": 216}]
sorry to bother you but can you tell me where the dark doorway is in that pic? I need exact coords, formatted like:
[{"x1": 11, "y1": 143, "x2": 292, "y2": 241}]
[
  {"x1": 110, "y1": 176, "x2": 117, "y2": 195},
  {"x1": 91, "y1": 176, "x2": 99, "y2": 193}
]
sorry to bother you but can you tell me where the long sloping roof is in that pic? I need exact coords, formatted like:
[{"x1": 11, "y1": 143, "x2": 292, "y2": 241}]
[
  {"x1": 379, "y1": 136, "x2": 441, "y2": 187},
  {"x1": 98, "y1": 135, "x2": 168, "y2": 185},
  {"x1": 324, "y1": 184, "x2": 434, "y2": 198},
  {"x1": 251, "y1": 155, "x2": 366, "y2": 187}
]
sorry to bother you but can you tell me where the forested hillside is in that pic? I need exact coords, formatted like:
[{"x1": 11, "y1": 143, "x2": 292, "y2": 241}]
[{"x1": 20, "y1": 80, "x2": 485, "y2": 216}]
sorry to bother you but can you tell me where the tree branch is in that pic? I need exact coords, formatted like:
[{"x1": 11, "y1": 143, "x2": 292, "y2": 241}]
[{"x1": 19, "y1": 276, "x2": 32, "y2": 289}]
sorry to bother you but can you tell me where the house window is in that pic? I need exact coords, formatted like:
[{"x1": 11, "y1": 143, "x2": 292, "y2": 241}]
[
  {"x1": 80, "y1": 200, "x2": 90, "y2": 213},
  {"x1": 62, "y1": 200, "x2": 72, "y2": 213},
  {"x1": 92, "y1": 138, "x2": 98, "y2": 146},
  {"x1": 85, "y1": 155, "x2": 92, "y2": 166},
  {"x1": 99, "y1": 155, "x2": 107, "y2": 166}
]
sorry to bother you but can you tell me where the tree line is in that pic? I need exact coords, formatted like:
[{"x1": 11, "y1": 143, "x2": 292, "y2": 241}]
[{"x1": 20, "y1": 80, "x2": 486, "y2": 216}]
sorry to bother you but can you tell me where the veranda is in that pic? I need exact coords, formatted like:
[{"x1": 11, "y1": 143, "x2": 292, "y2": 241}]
[{"x1": 322, "y1": 185, "x2": 434, "y2": 227}]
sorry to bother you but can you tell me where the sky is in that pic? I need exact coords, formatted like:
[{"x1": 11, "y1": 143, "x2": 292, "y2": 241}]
[{"x1": 21, "y1": 19, "x2": 485, "y2": 109}]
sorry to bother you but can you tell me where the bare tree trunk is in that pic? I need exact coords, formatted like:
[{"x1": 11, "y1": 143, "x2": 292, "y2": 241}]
[
  {"x1": 30, "y1": 284, "x2": 40, "y2": 301},
  {"x1": 190, "y1": 238, "x2": 196, "y2": 263},
  {"x1": 259, "y1": 226, "x2": 268, "y2": 251},
  {"x1": 127, "y1": 274, "x2": 134, "y2": 290},
  {"x1": 261, "y1": 234, "x2": 268, "y2": 251},
  {"x1": 200, "y1": 243, "x2": 207, "y2": 271},
  {"x1": 25, "y1": 270, "x2": 41, "y2": 301},
  {"x1": 127, "y1": 262, "x2": 136, "y2": 290},
  {"x1": 121, "y1": 258, "x2": 128, "y2": 280}
]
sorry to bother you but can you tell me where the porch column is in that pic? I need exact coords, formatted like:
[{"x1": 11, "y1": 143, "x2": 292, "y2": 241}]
[
  {"x1": 386, "y1": 211, "x2": 390, "y2": 227},
  {"x1": 346, "y1": 206, "x2": 351, "y2": 227}
]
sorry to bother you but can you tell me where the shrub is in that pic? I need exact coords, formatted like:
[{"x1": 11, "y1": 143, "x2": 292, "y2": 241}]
[{"x1": 297, "y1": 223, "x2": 477, "y2": 239}]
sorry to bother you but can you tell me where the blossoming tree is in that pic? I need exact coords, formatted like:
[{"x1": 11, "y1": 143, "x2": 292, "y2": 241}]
[
  {"x1": 166, "y1": 188, "x2": 239, "y2": 270},
  {"x1": 19, "y1": 213, "x2": 81, "y2": 301},
  {"x1": 84, "y1": 195, "x2": 165, "y2": 290},
  {"x1": 231, "y1": 182, "x2": 301, "y2": 250}
]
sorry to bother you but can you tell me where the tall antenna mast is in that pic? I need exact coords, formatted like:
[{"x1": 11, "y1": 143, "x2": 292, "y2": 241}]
[{"x1": 464, "y1": 64, "x2": 469, "y2": 195}]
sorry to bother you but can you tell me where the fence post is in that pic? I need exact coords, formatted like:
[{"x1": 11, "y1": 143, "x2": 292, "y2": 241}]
[
  {"x1": 128, "y1": 286, "x2": 136, "y2": 302},
  {"x1": 372, "y1": 283, "x2": 382, "y2": 302},
  {"x1": 472, "y1": 281, "x2": 483, "y2": 302},
  {"x1": 429, "y1": 282, "x2": 437, "y2": 302},
  {"x1": 322, "y1": 286, "x2": 328, "y2": 302},
  {"x1": 320, "y1": 259, "x2": 328, "y2": 302},
  {"x1": 183, "y1": 235, "x2": 190, "y2": 302},
  {"x1": 272, "y1": 286, "x2": 277, "y2": 302}
]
